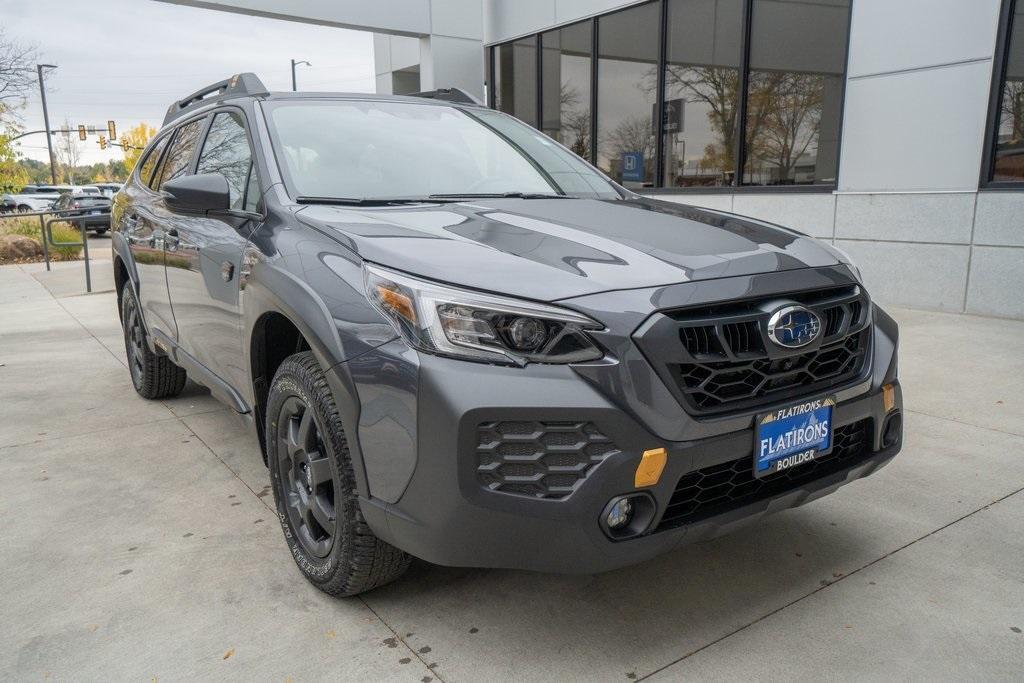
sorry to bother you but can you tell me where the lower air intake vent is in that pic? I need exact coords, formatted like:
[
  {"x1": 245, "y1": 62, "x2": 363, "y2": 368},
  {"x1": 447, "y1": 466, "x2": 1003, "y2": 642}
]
[
  {"x1": 656, "y1": 419, "x2": 873, "y2": 531},
  {"x1": 476, "y1": 421, "x2": 619, "y2": 499}
]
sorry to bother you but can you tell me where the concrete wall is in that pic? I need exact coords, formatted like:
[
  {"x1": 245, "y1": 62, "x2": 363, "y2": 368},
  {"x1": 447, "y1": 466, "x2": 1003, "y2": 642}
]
[{"x1": 161, "y1": 0, "x2": 484, "y2": 99}]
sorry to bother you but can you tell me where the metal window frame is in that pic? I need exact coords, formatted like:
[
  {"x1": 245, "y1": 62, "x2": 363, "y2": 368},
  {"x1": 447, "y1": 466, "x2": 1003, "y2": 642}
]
[
  {"x1": 486, "y1": 0, "x2": 851, "y2": 194},
  {"x1": 980, "y1": 0, "x2": 1023, "y2": 190}
]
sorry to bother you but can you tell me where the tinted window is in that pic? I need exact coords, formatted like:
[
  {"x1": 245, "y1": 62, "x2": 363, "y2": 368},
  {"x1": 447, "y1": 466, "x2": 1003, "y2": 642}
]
[
  {"x1": 138, "y1": 135, "x2": 170, "y2": 187},
  {"x1": 157, "y1": 119, "x2": 205, "y2": 190},
  {"x1": 541, "y1": 21, "x2": 592, "y2": 159},
  {"x1": 993, "y1": 0, "x2": 1024, "y2": 182},
  {"x1": 196, "y1": 111, "x2": 253, "y2": 210},
  {"x1": 743, "y1": 0, "x2": 849, "y2": 186},
  {"x1": 663, "y1": 0, "x2": 744, "y2": 187},
  {"x1": 495, "y1": 36, "x2": 538, "y2": 126},
  {"x1": 596, "y1": 2, "x2": 660, "y2": 187}
]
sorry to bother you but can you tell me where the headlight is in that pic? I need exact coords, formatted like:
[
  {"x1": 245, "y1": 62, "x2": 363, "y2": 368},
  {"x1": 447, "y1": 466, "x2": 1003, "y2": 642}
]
[{"x1": 363, "y1": 263, "x2": 604, "y2": 366}]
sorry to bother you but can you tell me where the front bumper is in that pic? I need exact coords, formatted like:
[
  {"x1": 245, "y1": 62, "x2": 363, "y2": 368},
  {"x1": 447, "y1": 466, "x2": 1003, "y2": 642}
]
[{"x1": 344, "y1": 340, "x2": 902, "y2": 574}]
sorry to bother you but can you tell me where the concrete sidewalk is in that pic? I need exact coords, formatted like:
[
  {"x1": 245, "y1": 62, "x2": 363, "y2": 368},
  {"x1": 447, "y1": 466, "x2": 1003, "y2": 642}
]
[{"x1": 1, "y1": 260, "x2": 1022, "y2": 681}]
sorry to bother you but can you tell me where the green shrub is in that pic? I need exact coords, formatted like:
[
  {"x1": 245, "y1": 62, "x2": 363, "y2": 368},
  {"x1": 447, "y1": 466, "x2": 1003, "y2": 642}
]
[
  {"x1": 0, "y1": 217, "x2": 44, "y2": 239},
  {"x1": 47, "y1": 222, "x2": 83, "y2": 260},
  {"x1": 0, "y1": 216, "x2": 82, "y2": 261}
]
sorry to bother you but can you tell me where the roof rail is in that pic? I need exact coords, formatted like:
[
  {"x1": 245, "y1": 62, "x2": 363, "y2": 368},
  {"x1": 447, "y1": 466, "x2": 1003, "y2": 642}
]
[
  {"x1": 408, "y1": 87, "x2": 482, "y2": 106},
  {"x1": 163, "y1": 73, "x2": 269, "y2": 125}
]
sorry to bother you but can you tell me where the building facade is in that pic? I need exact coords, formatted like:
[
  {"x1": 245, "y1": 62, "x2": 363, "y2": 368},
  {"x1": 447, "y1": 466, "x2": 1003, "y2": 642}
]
[{"x1": 165, "y1": 0, "x2": 1024, "y2": 319}]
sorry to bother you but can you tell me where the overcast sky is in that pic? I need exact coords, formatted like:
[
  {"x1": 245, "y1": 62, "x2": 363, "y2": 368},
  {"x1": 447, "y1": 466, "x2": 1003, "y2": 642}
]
[{"x1": 3, "y1": 0, "x2": 375, "y2": 165}]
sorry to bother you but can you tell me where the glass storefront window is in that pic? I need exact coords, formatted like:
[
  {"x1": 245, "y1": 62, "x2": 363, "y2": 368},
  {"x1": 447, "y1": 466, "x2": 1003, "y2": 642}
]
[
  {"x1": 993, "y1": 0, "x2": 1024, "y2": 182},
  {"x1": 541, "y1": 21, "x2": 593, "y2": 160},
  {"x1": 662, "y1": 0, "x2": 744, "y2": 187},
  {"x1": 743, "y1": 0, "x2": 849, "y2": 186},
  {"x1": 494, "y1": 35, "x2": 537, "y2": 127},
  {"x1": 596, "y1": 2, "x2": 660, "y2": 187},
  {"x1": 489, "y1": 0, "x2": 852, "y2": 190}
]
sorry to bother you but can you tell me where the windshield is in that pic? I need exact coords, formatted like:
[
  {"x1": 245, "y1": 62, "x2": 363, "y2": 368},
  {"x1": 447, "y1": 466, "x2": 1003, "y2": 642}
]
[{"x1": 264, "y1": 99, "x2": 621, "y2": 201}]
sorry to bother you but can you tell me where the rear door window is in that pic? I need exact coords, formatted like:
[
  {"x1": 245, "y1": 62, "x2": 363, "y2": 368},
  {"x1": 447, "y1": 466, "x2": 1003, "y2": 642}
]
[
  {"x1": 138, "y1": 135, "x2": 170, "y2": 187},
  {"x1": 195, "y1": 111, "x2": 253, "y2": 210},
  {"x1": 156, "y1": 118, "x2": 206, "y2": 190}
]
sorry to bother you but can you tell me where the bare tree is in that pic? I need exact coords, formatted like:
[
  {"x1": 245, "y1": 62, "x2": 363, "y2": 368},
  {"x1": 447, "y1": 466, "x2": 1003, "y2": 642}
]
[
  {"x1": 556, "y1": 82, "x2": 591, "y2": 157},
  {"x1": 1001, "y1": 79, "x2": 1024, "y2": 143},
  {"x1": 0, "y1": 28, "x2": 38, "y2": 126},
  {"x1": 603, "y1": 114, "x2": 655, "y2": 173},
  {"x1": 663, "y1": 64, "x2": 740, "y2": 173},
  {"x1": 54, "y1": 119, "x2": 83, "y2": 183},
  {"x1": 745, "y1": 72, "x2": 824, "y2": 183}
]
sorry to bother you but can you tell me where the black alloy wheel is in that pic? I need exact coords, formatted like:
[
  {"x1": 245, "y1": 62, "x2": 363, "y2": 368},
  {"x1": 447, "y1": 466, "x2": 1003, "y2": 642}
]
[
  {"x1": 276, "y1": 395, "x2": 337, "y2": 558},
  {"x1": 123, "y1": 290, "x2": 146, "y2": 390}
]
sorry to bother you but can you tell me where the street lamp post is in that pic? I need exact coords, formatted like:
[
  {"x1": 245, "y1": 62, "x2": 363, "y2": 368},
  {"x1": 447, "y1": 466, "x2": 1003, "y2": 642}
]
[
  {"x1": 290, "y1": 59, "x2": 311, "y2": 91},
  {"x1": 37, "y1": 64, "x2": 58, "y2": 184}
]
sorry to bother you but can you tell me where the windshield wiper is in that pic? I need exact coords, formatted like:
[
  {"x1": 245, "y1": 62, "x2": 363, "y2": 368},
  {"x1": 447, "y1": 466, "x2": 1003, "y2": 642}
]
[
  {"x1": 296, "y1": 196, "x2": 461, "y2": 206},
  {"x1": 427, "y1": 192, "x2": 574, "y2": 200}
]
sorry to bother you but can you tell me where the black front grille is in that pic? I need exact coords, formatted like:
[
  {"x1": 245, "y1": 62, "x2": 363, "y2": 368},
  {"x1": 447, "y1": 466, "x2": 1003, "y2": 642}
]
[
  {"x1": 476, "y1": 421, "x2": 619, "y2": 499},
  {"x1": 676, "y1": 331, "x2": 869, "y2": 411},
  {"x1": 656, "y1": 419, "x2": 874, "y2": 531},
  {"x1": 637, "y1": 285, "x2": 871, "y2": 416}
]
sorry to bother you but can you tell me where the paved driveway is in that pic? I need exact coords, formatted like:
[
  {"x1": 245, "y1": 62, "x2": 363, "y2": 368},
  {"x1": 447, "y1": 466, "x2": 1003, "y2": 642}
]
[{"x1": 1, "y1": 261, "x2": 1022, "y2": 680}]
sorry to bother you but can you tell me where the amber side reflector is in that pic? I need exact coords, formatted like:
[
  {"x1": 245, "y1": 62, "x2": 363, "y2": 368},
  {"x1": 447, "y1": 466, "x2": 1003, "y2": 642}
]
[
  {"x1": 635, "y1": 448, "x2": 667, "y2": 488},
  {"x1": 883, "y1": 383, "x2": 896, "y2": 413}
]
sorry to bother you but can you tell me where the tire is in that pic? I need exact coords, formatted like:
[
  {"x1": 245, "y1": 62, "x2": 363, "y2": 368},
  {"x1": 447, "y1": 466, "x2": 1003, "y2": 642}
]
[
  {"x1": 94, "y1": 228, "x2": 109, "y2": 236},
  {"x1": 267, "y1": 351, "x2": 411, "y2": 596},
  {"x1": 120, "y1": 282, "x2": 187, "y2": 399}
]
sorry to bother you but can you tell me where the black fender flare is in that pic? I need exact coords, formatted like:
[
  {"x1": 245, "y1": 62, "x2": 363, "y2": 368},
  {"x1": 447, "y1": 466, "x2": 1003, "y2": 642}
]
[{"x1": 242, "y1": 261, "x2": 373, "y2": 498}]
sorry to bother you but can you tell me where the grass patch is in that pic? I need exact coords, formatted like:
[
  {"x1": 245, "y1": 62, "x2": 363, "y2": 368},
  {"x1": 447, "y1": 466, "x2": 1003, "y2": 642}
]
[{"x1": 0, "y1": 216, "x2": 83, "y2": 261}]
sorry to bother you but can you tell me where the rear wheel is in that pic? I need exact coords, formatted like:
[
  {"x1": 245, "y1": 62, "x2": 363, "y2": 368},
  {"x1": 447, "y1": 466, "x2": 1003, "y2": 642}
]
[
  {"x1": 120, "y1": 282, "x2": 187, "y2": 399},
  {"x1": 267, "y1": 351, "x2": 411, "y2": 596}
]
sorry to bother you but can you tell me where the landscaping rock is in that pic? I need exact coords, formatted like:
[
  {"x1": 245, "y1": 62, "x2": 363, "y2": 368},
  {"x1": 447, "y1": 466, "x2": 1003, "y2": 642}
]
[{"x1": 0, "y1": 234, "x2": 43, "y2": 261}]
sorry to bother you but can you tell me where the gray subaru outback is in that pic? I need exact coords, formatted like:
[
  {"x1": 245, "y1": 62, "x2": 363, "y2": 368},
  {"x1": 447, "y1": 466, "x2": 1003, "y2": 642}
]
[{"x1": 112, "y1": 74, "x2": 902, "y2": 596}]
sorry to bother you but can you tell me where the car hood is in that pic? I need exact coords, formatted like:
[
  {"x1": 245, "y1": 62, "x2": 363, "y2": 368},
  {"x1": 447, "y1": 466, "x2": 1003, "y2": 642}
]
[{"x1": 298, "y1": 197, "x2": 840, "y2": 301}]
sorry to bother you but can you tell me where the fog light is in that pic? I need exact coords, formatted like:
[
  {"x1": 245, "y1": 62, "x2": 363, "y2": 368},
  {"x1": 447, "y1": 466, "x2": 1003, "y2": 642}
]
[
  {"x1": 882, "y1": 411, "x2": 902, "y2": 449},
  {"x1": 606, "y1": 496, "x2": 634, "y2": 529}
]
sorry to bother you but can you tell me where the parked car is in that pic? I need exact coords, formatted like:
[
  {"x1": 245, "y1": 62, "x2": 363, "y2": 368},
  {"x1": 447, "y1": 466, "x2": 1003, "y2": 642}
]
[
  {"x1": 112, "y1": 74, "x2": 903, "y2": 597},
  {"x1": 8, "y1": 186, "x2": 61, "y2": 212},
  {"x1": 94, "y1": 182, "x2": 124, "y2": 198},
  {"x1": 53, "y1": 192, "x2": 112, "y2": 234}
]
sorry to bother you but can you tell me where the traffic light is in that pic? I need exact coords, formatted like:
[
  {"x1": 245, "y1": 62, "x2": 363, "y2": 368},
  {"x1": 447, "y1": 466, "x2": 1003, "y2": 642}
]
[
  {"x1": 107, "y1": 120, "x2": 117, "y2": 140},
  {"x1": 78, "y1": 125, "x2": 87, "y2": 141},
  {"x1": 99, "y1": 135, "x2": 107, "y2": 150}
]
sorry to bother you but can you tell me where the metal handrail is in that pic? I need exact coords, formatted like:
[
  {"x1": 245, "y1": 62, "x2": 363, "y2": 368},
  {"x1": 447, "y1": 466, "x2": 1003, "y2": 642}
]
[{"x1": 0, "y1": 207, "x2": 109, "y2": 293}]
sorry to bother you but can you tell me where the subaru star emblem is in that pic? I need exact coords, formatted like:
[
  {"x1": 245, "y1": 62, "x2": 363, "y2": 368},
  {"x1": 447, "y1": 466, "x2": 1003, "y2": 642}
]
[{"x1": 767, "y1": 305, "x2": 822, "y2": 349}]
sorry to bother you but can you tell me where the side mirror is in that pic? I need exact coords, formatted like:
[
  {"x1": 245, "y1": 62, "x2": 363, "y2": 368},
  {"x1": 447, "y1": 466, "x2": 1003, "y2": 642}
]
[{"x1": 162, "y1": 173, "x2": 230, "y2": 214}]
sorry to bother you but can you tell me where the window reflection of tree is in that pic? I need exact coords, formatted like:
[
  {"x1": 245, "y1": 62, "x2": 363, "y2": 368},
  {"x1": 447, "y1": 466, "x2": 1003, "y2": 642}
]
[
  {"x1": 664, "y1": 64, "x2": 740, "y2": 185},
  {"x1": 197, "y1": 114, "x2": 251, "y2": 209},
  {"x1": 744, "y1": 72, "x2": 825, "y2": 185},
  {"x1": 558, "y1": 83, "x2": 591, "y2": 158}
]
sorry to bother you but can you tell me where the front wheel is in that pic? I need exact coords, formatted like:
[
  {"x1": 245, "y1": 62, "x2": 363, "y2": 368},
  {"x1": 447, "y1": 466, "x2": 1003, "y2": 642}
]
[{"x1": 267, "y1": 351, "x2": 411, "y2": 596}]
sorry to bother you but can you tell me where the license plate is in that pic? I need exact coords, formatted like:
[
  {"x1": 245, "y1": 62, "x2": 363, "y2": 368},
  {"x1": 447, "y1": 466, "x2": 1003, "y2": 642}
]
[
  {"x1": 753, "y1": 397, "x2": 835, "y2": 478},
  {"x1": 89, "y1": 210, "x2": 101, "y2": 215}
]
